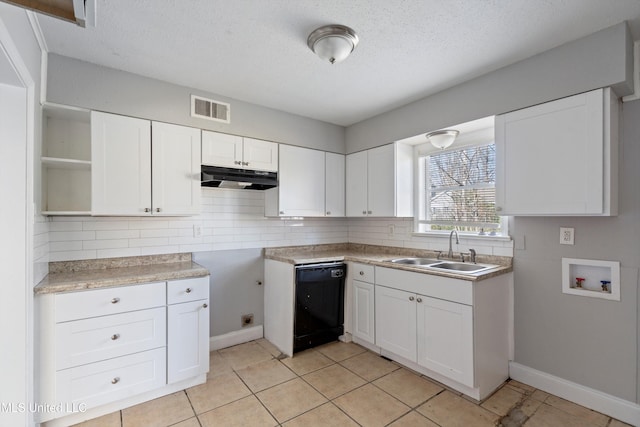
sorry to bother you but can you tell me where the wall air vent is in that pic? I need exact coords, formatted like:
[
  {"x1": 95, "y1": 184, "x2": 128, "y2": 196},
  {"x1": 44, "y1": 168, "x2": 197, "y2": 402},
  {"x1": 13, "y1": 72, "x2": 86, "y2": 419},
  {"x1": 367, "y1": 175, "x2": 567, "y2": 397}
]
[{"x1": 191, "y1": 95, "x2": 230, "y2": 124}]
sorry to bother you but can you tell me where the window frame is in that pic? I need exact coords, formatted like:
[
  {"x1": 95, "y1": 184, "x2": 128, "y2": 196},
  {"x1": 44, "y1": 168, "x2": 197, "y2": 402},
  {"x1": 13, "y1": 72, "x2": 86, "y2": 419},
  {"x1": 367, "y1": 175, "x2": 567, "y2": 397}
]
[{"x1": 413, "y1": 140, "x2": 509, "y2": 238}]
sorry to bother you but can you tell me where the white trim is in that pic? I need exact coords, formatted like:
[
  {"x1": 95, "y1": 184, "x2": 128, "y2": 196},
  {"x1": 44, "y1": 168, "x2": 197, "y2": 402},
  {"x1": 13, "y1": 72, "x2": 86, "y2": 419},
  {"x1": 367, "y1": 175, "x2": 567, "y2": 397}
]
[
  {"x1": 26, "y1": 11, "x2": 47, "y2": 104},
  {"x1": 209, "y1": 325, "x2": 264, "y2": 351},
  {"x1": 509, "y1": 362, "x2": 640, "y2": 425}
]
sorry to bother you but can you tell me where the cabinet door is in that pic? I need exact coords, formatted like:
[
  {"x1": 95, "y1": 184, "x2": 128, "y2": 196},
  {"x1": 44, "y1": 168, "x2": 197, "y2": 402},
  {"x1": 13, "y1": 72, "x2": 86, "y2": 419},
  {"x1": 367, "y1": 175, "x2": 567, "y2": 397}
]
[
  {"x1": 352, "y1": 280, "x2": 375, "y2": 344},
  {"x1": 346, "y1": 151, "x2": 368, "y2": 217},
  {"x1": 167, "y1": 299, "x2": 209, "y2": 383},
  {"x1": 367, "y1": 144, "x2": 395, "y2": 217},
  {"x1": 151, "y1": 122, "x2": 201, "y2": 215},
  {"x1": 375, "y1": 285, "x2": 416, "y2": 362},
  {"x1": 325, "y1": 152, "x2": 345, "y2": 217},
  {"x1": 495, "y1": 89, "x2": 605, "y2": 215},
  {"x1": 417, "y1": 295, "x2": 473, "y2": 387},
  {"x1": 201, "y1": 131, "x2": 242, "y2": 168},
  {"x1": 243, "y1": 138, "x2": 278, "y2": 172},
  {"x1": 91, "y1": 111, "x2": 151, "y2": 215},
  {"x1": 278, "y1": 145, "x2": 325, "y2": 216}
]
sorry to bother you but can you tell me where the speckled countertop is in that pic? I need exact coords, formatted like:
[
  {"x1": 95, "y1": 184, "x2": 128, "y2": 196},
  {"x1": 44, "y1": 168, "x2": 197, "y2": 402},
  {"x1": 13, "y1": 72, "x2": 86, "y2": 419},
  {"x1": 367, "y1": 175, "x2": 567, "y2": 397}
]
[
  {"x1": 264, "y1": 243, "x2": 512, "y2": 282},
  {"x1": 34, "y1": 253, "x2": 209, "y2": 295}
]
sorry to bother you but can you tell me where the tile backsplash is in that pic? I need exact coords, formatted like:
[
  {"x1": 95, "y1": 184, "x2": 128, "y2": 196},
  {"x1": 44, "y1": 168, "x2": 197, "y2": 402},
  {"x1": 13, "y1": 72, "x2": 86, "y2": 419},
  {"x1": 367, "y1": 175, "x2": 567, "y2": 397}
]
[{"x1": 43, "y1": 188, "x2": 512, "y2": 263}]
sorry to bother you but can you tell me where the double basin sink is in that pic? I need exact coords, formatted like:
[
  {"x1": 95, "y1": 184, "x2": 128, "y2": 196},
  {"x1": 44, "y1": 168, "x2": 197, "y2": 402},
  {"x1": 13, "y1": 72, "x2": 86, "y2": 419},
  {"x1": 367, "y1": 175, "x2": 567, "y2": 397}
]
[{"x1": 386, "y1": 257, "x2": 498, "y2": 275}]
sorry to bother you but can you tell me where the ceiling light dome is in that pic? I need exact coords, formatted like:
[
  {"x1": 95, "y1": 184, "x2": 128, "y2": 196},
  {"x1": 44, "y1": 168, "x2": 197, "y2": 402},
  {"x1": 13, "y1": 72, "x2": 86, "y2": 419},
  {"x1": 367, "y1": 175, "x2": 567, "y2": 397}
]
[
  {"x1": 426, "y1": 130, "x2": 459, "y2": 150},
  {"x1": 307, "y1": 25, "x2": 359, "y2": 64}
]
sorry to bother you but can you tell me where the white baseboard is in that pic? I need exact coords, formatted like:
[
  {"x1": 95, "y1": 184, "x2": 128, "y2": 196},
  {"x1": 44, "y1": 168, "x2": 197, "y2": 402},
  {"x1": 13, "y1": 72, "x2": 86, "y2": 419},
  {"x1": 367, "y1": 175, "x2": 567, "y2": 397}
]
[
  {"x1": 509, "y1": 362, "x2": 640, "y2": 425},
  {"x1": 210, "y1": 325, "x2": 264, "y2": 351}
]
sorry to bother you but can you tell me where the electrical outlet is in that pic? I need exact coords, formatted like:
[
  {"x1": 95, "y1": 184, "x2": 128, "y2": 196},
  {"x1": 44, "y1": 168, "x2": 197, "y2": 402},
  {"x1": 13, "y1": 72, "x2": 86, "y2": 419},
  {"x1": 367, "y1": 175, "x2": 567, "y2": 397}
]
[
  {"x1": 560, "y1": 227, "x2": 574, "y2": 245},
  {"x1": 241, "y1": 314, "x2": 254, "y2": 327},
  {"x1": 193, "y1": 224, "x2": 202, "y2": 237},
  {"x1": 388, "y1": 224, "x2": 395, "y2": 235}
]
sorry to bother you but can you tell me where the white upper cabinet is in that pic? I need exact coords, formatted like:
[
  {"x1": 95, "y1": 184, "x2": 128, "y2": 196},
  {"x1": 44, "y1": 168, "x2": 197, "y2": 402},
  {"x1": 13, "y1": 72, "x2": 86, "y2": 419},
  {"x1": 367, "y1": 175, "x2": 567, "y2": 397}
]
[
  {"x1": 202, "y1": 131, "x2": 278, "y2": 172},
  {"x1": 266, "y1": 145, "x2": 325, "y2": 217},
  {"x1": 346, "y1": 143, "x2": 413, "y2": 217},
  {"x1": 92, "y1": 112, "x2": 201, "y2": 216},
  {"x1": 325, "y1": 152, "x2": 345, "y2": 217},
  {"x1": 151, "y1": 122, "x2": 201, "y2": 216},
  {"x1": 92, "y1": 112, "x2": 152, "y2": 215},
  {"x1": 495, "y1": 88, "x2": 618, "y2": 216}
]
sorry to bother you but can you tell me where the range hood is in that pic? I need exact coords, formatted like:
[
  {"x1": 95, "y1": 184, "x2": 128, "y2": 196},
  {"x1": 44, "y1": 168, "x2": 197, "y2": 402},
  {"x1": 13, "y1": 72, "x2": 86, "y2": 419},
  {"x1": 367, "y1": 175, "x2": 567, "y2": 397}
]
[{"x1": 201, "y1": 165, "x2": 278, "y2": 190}]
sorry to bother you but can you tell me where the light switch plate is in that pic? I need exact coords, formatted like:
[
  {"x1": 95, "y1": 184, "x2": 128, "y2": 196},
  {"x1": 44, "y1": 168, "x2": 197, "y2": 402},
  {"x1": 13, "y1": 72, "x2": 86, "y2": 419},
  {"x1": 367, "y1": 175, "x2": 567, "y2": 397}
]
[{"x1": 560, "y1": 227, "x2": 574, "y2": 245}]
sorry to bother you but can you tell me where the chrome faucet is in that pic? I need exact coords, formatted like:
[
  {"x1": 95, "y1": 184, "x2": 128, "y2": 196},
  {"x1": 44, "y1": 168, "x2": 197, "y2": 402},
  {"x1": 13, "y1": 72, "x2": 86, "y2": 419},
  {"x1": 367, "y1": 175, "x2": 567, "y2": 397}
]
[
  {"x1": 447, "y1": 230, "x2": 459, "y2": 259},
  {"x1": 469, "y1": 248, "x2": 477, "y2": 263}
]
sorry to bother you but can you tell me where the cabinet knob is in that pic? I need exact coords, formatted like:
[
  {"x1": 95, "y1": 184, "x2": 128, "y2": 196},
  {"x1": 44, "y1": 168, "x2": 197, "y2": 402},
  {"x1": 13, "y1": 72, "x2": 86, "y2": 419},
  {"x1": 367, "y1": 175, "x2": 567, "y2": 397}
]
[
  {"x1": 359, "y1": 271, "x2": 364, "y2": 276},
  {"x1": 111, "y1": 333, "x2": 120, "y2": 340},
  {"x1": 156, "y1": 207, "x2": 161, "y2": 213},
  {"x1": 202, "y1": 303, "x2": 208, "y2": 308},
  {"x1": 279, "y1": 211, "x2": 285, "y2": 215},
  {"x1": 416, "y1": 297, "x2": 423, "y2": 303},
  {"x1": 326, "y1": 211, "x2": 331, "y2": 215},
  {"x1": 234, "y1": 160, "x2": 241, "y2": 165},
  {"x1": 362, "y1": 210, "x2": 367, "y2": 215},
  {"x1": 111, "y1": 297, "x2": 120, "y2": 304},
  {"x1": 496, "y1": 207, "x2": 502, "y2": 212},
  {"x1": 409, "y1": 296, "x2": 415, "y2": 301},
  {"x1": 242, "y1": 161, "x2": 249, "y2": 166},
  {"x1": 144, "y1": 208, "x2": 150, "y2": 213},
  {"x1": 185, "y1": 287, "x2": 192, "y2": 293},
  {"x1": 367, "y1": 210, "x2": 372, "y2": 214},
  {"x1": 111, "y1": 377, "x2": 120, "y2": 384}
]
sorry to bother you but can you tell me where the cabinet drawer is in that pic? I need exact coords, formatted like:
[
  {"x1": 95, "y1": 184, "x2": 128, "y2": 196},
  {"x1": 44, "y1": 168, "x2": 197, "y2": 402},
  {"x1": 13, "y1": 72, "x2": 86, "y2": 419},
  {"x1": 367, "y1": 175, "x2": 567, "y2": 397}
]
[
  {"x1": 375, "y1": 267, "x2": 472, "y2": 305},
  {"x1": 167, "y1": 276, "x2": 209, "y2": 304},
  {"x1": 55, "y1": 282, "x2": 166, "y2": 322},
  {"x1": 56, "y1": 307, "x2": 167, "y2": 370},
  {"x1": 351, "y1": 263, "x2": 374, "y2": 283},
  {"x1": 56, "y1": 347, "x2": 166, "y2": 409}
]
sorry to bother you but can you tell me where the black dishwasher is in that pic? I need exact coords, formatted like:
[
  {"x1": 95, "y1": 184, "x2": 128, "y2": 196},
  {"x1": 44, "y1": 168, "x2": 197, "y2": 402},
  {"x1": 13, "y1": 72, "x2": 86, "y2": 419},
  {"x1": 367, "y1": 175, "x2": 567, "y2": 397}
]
[{"x1": 294, "y1": 262, "x2": 346, "y2": 353}]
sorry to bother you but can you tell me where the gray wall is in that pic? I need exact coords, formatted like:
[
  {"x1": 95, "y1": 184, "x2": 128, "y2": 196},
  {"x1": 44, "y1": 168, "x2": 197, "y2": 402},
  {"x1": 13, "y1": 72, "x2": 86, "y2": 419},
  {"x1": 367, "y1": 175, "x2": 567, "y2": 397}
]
[
  {"x1": 193, "y1": 249, "x2": 265, "y2": 337},
  {"x1": 512, "y1": 99, "x2": 640, "y2": 403},
  {"x1": 46, "y1": 54, "x2": 345, "y2": 153},
  {"x1": 345, "y1": 22, "x2": 633, "y2": 153}
]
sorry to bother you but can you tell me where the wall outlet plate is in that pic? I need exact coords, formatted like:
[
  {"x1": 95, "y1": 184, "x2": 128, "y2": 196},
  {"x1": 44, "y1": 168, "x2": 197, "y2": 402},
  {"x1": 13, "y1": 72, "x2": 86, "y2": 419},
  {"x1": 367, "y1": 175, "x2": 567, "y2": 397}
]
[{"x1": 560, "y1": 227, "x2": 574, "y2": 245}]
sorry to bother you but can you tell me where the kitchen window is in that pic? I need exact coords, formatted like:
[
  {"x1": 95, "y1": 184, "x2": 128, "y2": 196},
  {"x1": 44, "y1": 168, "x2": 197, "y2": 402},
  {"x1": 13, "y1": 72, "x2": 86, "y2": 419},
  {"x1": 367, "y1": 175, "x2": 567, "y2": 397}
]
[{"x1": 416, "y1": 142, "x2": 506, "y2": 236}]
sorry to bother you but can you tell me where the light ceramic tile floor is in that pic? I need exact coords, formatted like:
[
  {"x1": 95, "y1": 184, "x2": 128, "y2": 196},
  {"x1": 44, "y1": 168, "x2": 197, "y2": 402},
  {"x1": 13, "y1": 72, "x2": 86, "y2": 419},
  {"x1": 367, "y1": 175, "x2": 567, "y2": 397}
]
[{"x1": 73, "y1": 339, "x2": 632, "y2": 427}]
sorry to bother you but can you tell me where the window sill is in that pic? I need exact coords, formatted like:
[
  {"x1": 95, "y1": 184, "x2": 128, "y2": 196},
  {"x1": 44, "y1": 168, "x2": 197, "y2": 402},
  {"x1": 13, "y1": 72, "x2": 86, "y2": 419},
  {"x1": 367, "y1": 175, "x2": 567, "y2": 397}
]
[{"x1": 411, "y1": 231, "x2": 512, "y2": 242}]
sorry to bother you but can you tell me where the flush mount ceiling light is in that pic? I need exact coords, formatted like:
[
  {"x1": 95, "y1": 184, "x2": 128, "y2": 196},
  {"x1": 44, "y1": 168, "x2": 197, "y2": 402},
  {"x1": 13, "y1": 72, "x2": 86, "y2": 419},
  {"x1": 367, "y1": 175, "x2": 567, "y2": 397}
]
[
  {"x1": 307, "y1": 24, "x2": 359, "y2": 64},
  {"x1": 426, "y1": 129, "x2": 459, "y2": 150}
]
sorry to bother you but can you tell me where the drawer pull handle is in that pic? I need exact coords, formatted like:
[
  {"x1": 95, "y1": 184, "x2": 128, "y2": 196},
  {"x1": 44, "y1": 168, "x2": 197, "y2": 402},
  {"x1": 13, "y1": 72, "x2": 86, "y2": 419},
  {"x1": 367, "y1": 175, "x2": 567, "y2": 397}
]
[
  {"x1": 111, "y1": 334, "x2": 120, "y2": 340},
  {"x1": 111, "y1": 297, "x2": 120, "y2": 304},
  {"x1": 359, "y1": 271, "x2": 364, "y2": 276},
  {"x1": 409, "y1": 296, "x2": 415, "y2": 301},
  {"x1": 203, "y1": 303, "x2": 208, "y2": 308},
  {"x1": 111, "y1": 377, "x2": 120, "y2": 384},
  {"x1": 416, "y1": 297, "x2": 423, "y2": 303},
  {"x1": 185, "y1": 288, "x2": 192, "y2": 293}
]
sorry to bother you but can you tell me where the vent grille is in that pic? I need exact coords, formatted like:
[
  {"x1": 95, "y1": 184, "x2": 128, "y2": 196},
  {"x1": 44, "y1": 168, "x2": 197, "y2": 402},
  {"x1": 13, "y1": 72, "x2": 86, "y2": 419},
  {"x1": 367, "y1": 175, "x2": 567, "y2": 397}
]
[{"x1": 191, "y1": 95, "x2": 230, "y2": 123}]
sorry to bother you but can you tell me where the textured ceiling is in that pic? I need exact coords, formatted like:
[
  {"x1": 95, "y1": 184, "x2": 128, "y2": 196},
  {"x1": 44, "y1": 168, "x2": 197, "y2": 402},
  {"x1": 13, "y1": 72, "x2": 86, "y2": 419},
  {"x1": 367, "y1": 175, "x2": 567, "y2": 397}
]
[{"x1": 35, "y1": 0, "x2": 640, "y2": 126}]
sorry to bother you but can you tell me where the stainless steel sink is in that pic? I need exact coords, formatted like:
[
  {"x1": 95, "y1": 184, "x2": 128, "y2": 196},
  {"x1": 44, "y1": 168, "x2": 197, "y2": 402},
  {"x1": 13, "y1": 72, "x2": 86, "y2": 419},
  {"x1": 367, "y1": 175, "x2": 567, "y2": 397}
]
[
  {"x1": 386, "y1": 257, "x2": 498, "y2": 275},
  {"x1": 388, "y1": 257, "x2": 440, "y2": 265},
  {"x1": 428, "y1": 262, "x2": 491, "y2": 273}
]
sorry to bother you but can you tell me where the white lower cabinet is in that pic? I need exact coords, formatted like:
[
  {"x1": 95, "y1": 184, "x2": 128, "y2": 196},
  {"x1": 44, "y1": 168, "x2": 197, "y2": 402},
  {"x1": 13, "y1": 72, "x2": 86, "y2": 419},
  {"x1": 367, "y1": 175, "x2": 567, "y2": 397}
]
[
  {"x1": 38, "y1": 276, "x2": 210, "y2": 424},
  {"x1": 371, "y1": 266, "x2": 510, "y2": 401},
  {"x1": 352, "y1": 280, "x2": 375, "y2": 344},
  {"x1": 167, "y1": 278, "x2": 210, "y2": 383},
  {"x1": 416, "y1": 296, "x2": 474, "y2": 387},
  {"x1": 375, "y1": 286, "x2": 417, "y2": 361}
]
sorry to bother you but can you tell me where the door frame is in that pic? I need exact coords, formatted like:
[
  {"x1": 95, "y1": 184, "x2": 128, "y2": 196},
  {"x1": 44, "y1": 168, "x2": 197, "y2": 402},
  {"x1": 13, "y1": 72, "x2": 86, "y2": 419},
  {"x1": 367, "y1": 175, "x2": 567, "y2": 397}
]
[{"x1": 0, "y1": 11, "x2": 36, "y2": 427}]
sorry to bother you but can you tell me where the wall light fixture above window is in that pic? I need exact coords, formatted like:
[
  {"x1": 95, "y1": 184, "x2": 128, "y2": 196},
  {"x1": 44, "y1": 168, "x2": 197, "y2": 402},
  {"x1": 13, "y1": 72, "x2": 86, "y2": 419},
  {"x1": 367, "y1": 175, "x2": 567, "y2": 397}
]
[
  {"x1": 307, "y1": 24, "x2": 359, "y2": 64},
  {"x1": 426, "y1": 129, "x2": 459, "y2": 150}
]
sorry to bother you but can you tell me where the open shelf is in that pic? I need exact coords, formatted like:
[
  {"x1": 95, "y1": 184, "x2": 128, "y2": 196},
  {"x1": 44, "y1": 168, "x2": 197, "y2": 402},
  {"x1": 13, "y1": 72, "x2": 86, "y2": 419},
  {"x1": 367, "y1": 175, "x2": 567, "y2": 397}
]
[
  {"x1": 41, "y1": 104, "x2": 92, "y2": 215},
  {"x1": 562, "y1": 258, "x2": 620, "y2": 301}
]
